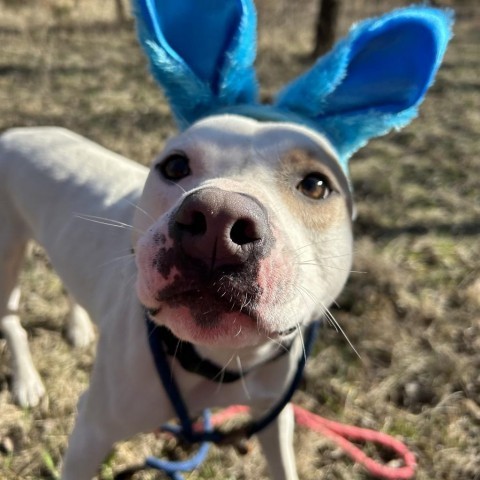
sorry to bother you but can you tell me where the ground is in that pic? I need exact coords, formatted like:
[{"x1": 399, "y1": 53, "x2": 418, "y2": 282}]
[{"x1": 0, "y1": 0, "x2": 478, "y2": 479}]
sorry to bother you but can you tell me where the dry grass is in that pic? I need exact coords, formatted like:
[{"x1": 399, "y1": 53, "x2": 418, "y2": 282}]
[{"x1": 0, "y1": 0, "x2": 479, "y2": 479}]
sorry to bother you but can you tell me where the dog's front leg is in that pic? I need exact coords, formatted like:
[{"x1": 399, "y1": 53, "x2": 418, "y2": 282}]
[
  {"x1": 61, "y1": 330, "x2": 130, "y2": 480},
  {"x1": 1, "y1": 291, "x2": 46, "y2": 407},
  {"x1": 255, "y1": 403, "x2": 299, "y2": 480},
  {"x1": 61, "y1": 313, "x2": 173, "y2": 480},
  {"x1": 61, "y1": 370, "x2": 118, "y2": 480},
  {"x1": 65, "y1": 295, "x2": 95, "y2": 349},
  {"x1": 62, "y1": 413, "x2": 113, "y2": 480}
]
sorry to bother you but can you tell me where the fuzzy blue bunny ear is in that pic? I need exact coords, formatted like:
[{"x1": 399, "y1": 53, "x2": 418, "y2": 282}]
[
  {"x1": 275, "y1": 7, "x2": 453, "y2": 171},
  {"x1": 133, "y1": 0, "x2": 258, "y2": 128}
]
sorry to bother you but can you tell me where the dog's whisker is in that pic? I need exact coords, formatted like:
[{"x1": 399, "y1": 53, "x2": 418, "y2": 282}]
[
  {"x1": 146, "y1": 319, "x2": 161, "y2": 341},
  {"x1": 171, "y1": 339, "x2": 183, "y2": 382},
  {"x1": 292, "y1": 238, "x2": 347, "y2": 256},
  {"x1": 320, "y1": 301, "x2": 362, "y2": 360},
  {"x1": 295, "y1": 284, "x2": 318, "y2": 305},
  {"x1": 321, "y1": 290, "x2": 342, "y2": 311},
  {"x1": 317, "y1": 252, "x2": 352, "y2": 260},
  {"x1": 96, "y1": 253, "x2": 136, "y2": 270},
  {"x1": 240, "y1": 296, "x2": 247, "y2": 312},
  {"x1": 123, "y1": 271, "x2": 139, "y2": 291},
  {"x1": 295, "y1": 286, "x2": 344, "y2": 339},
  {"x1": 297, "y1": 260, "x2": 365, "y2": 274},
  {"x1": 166, "y1": 179, "x2": 187, "y2": 194},
  {"x1": 213, "y1": 354, "x2": 236, "y2": 392},
  {"x1": 325, "y1": 313, "x2": 339, "y2": 332},
  {"x1": 297, "y1": 251, "x2": 354, "y2": 262},
  {"x1": 296, "y1": 323, "x2": 307, "y2": 362},
  {"x1": 236, "y1": 356, "x2": 251, "y2": 400},
  {"x1": 110, "y1": 246, "x2": 137, "y2": 256},
  {"x1": 75, "y1": 213, "x2": 134, "y2": 228},
  {"x1": 126, "y1": 199, "x2": 156, "y2": 222},
  {"x1": 293, "y1": 238, "x2": 339, "y2": 252},
  {"x1": 284, "y1": 284, "x2": 310, "y2": 309},
  {"x1": 241, "y1": 295, "x2": 254, "y2": 313},
  {"x1": 94, "y1": 245, "x2": 137, "y2": 266},
  {"x1": 266, "y1": 335, "x2": 292, "y2": 355},
  {"x1": 294, "y1": 285, "x2": 339, "y2": 333},
  {"x1": 75, "y1": 213, "x2": 145, "y2": 235}
]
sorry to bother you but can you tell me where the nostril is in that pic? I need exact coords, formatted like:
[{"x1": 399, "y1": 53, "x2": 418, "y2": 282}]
[
  {"x1": 230, "y1": 218, "x2": 261, "y2": 246},
  {"x1": 176, "y1": 211, "x2": 207, "y2": 235},
  {"x1": 172, "y1": 189, "x2": 272, "y2": 266}
]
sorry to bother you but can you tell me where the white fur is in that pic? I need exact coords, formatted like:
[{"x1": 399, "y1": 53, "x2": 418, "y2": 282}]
[{"x1": 0, "y1": 115, "x2": 353, "y2": 479}]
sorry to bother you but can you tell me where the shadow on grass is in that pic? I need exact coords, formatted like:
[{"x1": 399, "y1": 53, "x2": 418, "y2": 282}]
[
  {"x1": 5, "y1": 109, "x2": 170, "y2": 134},
  {"x1": 0, "y1": 65, "x2": 98, "y2": 77},
  {"x1": 354, "y1": 219, "x2": 480, "y2": 240}
]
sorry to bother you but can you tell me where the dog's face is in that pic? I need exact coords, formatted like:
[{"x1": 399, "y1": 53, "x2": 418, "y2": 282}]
[{"x1": 134, "y1": 115, "x2": 353, "y2": 349}]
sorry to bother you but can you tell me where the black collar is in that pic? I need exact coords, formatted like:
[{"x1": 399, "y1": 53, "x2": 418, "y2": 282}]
[
  {"x1": 145, "y1": 311, "x2": 321, "y2": 446},
  {"x1": 147, "y1": 318, "x2": 293, "y2": 383}
]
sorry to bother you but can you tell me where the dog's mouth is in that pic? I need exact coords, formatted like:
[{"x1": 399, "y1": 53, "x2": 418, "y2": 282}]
[
  {"x1": 145, "y1": 300, "x2": 298, "y2": 340},
  {"x1": 143, "y1": 269, "x2": 300, "y2": 341},
  {"x1": 145, "y1": 289, "x2": 299, "y2": 337},
  {"x1": 274, "y1": 325, "x2": 297, "y2": 337},
  {"x1": 153, "y1": 276, "x2": 261, "y2": 326}
]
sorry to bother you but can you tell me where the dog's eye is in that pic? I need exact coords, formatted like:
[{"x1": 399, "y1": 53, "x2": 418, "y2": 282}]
[
  {"x1": 159, "y1": 153, "x2": 191, "y2": 180},
  {"x1": 297, "y1": 173, "x2": 331, "y2": 200}
]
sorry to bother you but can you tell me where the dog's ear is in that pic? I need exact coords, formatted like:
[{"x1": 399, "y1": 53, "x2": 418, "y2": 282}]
[
  {"x1": 275, "y1": 7, "x2": 453, "y2": 171},
  {"x1": 133, "y1": 0, "x2": 258, "y2": 128}
]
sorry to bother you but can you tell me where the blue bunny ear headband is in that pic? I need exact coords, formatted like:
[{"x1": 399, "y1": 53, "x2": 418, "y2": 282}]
[{"x1": 133, "y1": 0, "x2": 453, "y2": 175}]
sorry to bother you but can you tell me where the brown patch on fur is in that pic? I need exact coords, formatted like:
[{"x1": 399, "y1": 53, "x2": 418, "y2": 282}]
[{"x1": 277, "y1": 148, "x2": 352, "y2": 231}]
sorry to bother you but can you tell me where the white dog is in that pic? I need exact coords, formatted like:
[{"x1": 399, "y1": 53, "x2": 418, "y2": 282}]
[
  {"x1": 0, "y1": 118, "x2": 352, "y2": 479},
  {"x1": 0, "y1": 3, "x2": 451, "y2": 479}
]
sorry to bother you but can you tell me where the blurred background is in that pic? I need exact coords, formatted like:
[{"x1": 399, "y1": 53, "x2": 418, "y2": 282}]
[{"x1": 0, "y1": 1, "x2": 478, "y2": 478}]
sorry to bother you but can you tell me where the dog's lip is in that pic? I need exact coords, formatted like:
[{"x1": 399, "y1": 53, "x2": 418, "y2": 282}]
[
  {"x1": 146, "y1": 306, "x2": 161, "y2": 316},
  {"x1": 147, "y1": 286, "x2": 259, "y2": 321},
  {"x1": 146, "y1": 302, "x2": 298, "y2": 340},
  {"x1": 156, "y1": 284, "x2": 259, "y2": 310},
  {"x1": 157, "y1": 287, "x2": 208, "y2": 301},
  {"x1": 274, "y1": 325, "x2": 297, "y2": 337}
]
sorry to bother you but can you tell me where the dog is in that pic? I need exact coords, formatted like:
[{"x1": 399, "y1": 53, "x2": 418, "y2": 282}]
[
  {"x1": 0, "y1": 3, "x2": 451, "y2": 479},
  {"x1": 0, "y1": 116, "x2": 352, "y2": 479}
]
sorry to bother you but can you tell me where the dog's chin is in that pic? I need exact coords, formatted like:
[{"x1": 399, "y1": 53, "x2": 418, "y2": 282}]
[{"x1": 148, "y1": 305, "x2": 266, "y2": 348}]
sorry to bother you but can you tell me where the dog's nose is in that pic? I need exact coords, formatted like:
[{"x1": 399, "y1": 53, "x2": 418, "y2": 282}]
[{"x1": 171, "y1": 188, "x2": 272, "y2": 269}]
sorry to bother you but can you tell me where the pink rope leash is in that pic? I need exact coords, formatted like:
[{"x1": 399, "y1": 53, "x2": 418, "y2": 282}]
[{"x1": 209, "y1": 404, "x2": 416, "y2": 480}]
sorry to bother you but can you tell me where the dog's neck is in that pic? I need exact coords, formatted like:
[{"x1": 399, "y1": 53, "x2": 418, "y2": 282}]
[
  {"x1": 194, "y1": 336, "x2": 295, "y2": 373},
  {"x1": 146, "y1": 316, "x2": 295, "y2": 382}
]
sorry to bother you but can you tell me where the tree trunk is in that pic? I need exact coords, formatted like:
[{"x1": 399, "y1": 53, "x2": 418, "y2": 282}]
[
  {"x1": 115, "y1": 0, "x2": 127, "y2": 23},
  {"x1": 312, "y1": 0, "x2": 341, "y2": 58}
]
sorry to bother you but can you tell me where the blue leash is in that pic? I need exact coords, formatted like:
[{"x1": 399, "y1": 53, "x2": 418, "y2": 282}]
[
  {"x1": 145, "y1": 409, "x2": 212, "y2": 480},
  {"x1": 115, "y1": 317, "x2": 320, "y2": 479}
]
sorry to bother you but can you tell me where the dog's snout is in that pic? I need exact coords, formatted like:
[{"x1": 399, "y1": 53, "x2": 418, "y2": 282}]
[{"x1": 172, "y1": 188, "x2": 272, "y2": 268}]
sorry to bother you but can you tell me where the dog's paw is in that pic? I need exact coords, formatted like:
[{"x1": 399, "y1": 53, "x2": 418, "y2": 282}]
[
  {"x1": 12, "y1": 367, "x2": 46, "y2": 408},
  {"x1": 66, "y1": 304, "x2": 96, "y2": 348}
]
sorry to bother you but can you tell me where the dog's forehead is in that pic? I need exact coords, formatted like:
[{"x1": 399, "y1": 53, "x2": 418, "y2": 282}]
[{"x1": 164, "y1": 114, "x2": 341, "y2": 169}]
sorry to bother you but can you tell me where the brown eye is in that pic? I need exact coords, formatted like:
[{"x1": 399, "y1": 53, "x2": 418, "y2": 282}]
[
  {"x1": 158, "y1": 153, "x2": 191, "y2": 180},
  {"x1": 297, "y1": 173, "x2": 331, "y2": 200}
]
